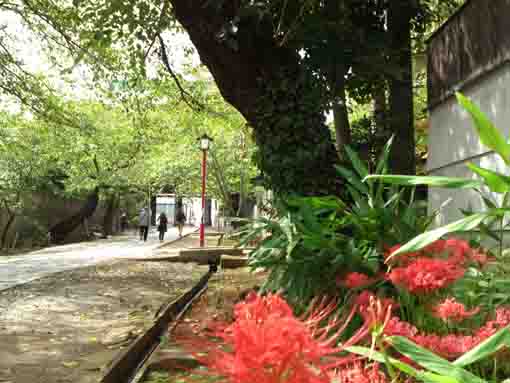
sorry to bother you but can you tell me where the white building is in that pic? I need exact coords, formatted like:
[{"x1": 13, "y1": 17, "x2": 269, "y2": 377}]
[
  {"x1": 427, "y1": 0, "x2": 510, "y2": 226},
  {"x1": 155, "y1": 194, "x2": 219, "y2": 227}
]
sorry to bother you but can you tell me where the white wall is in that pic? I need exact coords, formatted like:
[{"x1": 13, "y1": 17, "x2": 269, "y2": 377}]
[{"x1": 428, "y1": 63, "x2": 510, "y2": 226}]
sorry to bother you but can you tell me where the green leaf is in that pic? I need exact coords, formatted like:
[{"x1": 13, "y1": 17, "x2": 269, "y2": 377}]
[
  {"x1": 344, "y1": 145, "x2": 369, "y2": 179},
  {"x1": 456, "y1": 92, "x2": 510, "y2": 164},
  {"x1": 345, "y1": 346, "x2": 419, "y2": 377},
  {"x1": 375, "y1": 135, "x2": 394, "y2": 175},
  {"x1": 364, "y1": 175, "x2": 483, "y2": 189},
  {"x1": 346, "y1": 346, "x2": 460, "y2": 383},
  {"x1": 466, "y1": 163, "x2": 510, "y2": 193},
  {"x1": 336, "y1": 165, "x2": 369, "y2": 194},
  {"x1": 389, "y1": 213, "x2": 488, "y2": 258},
  {"x1": 453, "y1": 326, "x2": 510, "y2": 367},
  {"x1": 388, "y1": 336, "x2": 486, "y2": 383}
]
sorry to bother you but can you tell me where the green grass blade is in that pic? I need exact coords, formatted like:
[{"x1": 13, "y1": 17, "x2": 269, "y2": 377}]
[
  {"x1": 375, "y1": 135, "x2": 394, "y2": 175},
  {"x1": 453, "y1": 326, "x2": 510, "y2": 367},
  {"x1": 336, "y1": 165, "x2": 369, "y2": 194},
  {"x1": 388, "y1": 336, "x2": 486, "y2": 383},
  {"x1": 389, "y1": 213, "x2": 488, "y2": 258},
  {"x1": 364, "y1": 175, "x2": 483, "y2": 189},
  {"x1": 466, "y1": 163, "x2": 510, "y2": 193},
  {"x1": 456, "y1": 92, "x2": 510, "y2": 165},
  {"x1": 344, "y1": 145, "x2": 369, "y2": 179}
]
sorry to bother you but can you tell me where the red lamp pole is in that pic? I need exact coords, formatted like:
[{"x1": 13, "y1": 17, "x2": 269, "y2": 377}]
[{"x1": 200, "y1": 148, "x2": 207, "y2": 247}]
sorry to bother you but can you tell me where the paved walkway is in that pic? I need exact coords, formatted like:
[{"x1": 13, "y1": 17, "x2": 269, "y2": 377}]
[{"x1": 0, "y1": 226, "x2": 197, "y2": 291}]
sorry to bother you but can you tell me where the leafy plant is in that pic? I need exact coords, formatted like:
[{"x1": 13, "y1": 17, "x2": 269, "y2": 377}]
[
  {"x1": 366, "y1": 93, "x2": 510, "y2": 259},
  {"x1": 237, "y1": 137, "x2": 436, "y2": 305},
  {"x1": 237, "y1": 196, "x2": 350, "y2": 305},
  {"x1": 349, "y1": 326, "x2": 510, "y2": 383},
  {"x1": 337, "y1": 136, "x2": 436, "y2": 251}
]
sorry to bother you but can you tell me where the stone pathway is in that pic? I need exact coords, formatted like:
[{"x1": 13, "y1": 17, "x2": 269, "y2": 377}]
[{"x1": 0, "y1": 226, "x2": 197, "y2": 291}]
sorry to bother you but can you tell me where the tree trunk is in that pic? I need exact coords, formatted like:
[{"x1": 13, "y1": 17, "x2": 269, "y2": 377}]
[
  {"x1": 49, "y1": 187, "x2": 99, "y2": 243},
  {"x1": 373, "y1": 88, "x2": 387, "y2": 136},
  {"x1": 388, "y1": 0, "x2": 415, "y2": 175},
  {"x1": 210, "y1": 150, "x2": 234, "y2": 216},
  {"x1": 329, "y1": 64, "x2": 351, "y2": 159},
  {"x1": 102, "y1": 193, "x2": 117, "y2": 238},
  {"x1": 1, "y1": 210, "x2": 15, "y2": 250},
  {"x1": 169, "y1": 1, "x2": 339, "y2": 196}
]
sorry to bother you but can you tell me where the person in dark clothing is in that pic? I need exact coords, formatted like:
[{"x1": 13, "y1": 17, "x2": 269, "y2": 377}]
[
  {"x1": 138, "y1": 207, "x2": 150, "y2": 241},
  {"x1": 157, "y1": 212, "x2": 168, "y2": 241},
  {"x1": 120, "y1": 212, "x2": 128, "y2": 232},
  {"x1": 175, "y1": 202, "x2": 186, "y2": 237}
]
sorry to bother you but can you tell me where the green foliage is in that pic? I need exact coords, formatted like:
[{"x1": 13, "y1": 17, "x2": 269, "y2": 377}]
[
  {"x1": 338, "y1": 137, "x2": 434, "y2": 250},
  {"x1": 346, "y1": 326, "x2": 510, "y2": 383},
  {"x1": 350, "y1": 326, "x2": 510, "y2": 383},
  {"x1": 368, "y1": 93, "x2": 510, "y2": 259},
  {"x1": 238, "y1": 196, "x2": 349, "y2": 306},
  {"x1": 239, "y1": 137, "x2": 434, "y2": 305}
]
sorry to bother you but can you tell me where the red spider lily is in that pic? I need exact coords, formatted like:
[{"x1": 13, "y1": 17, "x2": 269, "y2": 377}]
[
  {"x1": 338, "y1": 272, "x2": 380, "y2": 289},
  {"x1": 385, "y1": 237, "x2": 490, "y2": 268},
  {"x1": 387, "y1": 257, "x2": 465, "y2": 294},
  {"x1": 383, "y1": 308, "x2": 510, "y2": 360},
  {"x1": 432, "y1": 297, "x2": 480, "y2": 323},
  {"x1": 178, "y1": 293, "x2": 385, "y2": 383},
  {"x1": 233, "y1": 292, "x2": 294, "y2": 321},
  {"x1": 383, "y1": 244, "x2": 421, "y2": 266},
  {"x1": 335, "y1": 361, "x2": 388, "y2": 383},
  {"x1": 354, "y1": 291, "x2": 399, "y2": 326}
]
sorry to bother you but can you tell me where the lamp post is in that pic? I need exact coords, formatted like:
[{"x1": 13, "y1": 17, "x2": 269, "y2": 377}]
[{"x1": 198, "y1": 134, "x2": 212, "y2": 247}]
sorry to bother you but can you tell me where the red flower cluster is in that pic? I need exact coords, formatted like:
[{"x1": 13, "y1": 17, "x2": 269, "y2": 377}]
[
  {"x1": 433, "y1": 297, "x2": 480, "y2": 323},
  {"x1": 387, "y1": 257, "x2": 465, "y2": 293},
  {"x1": 385, "y1": 238, "x2": 490, "y2": 267},
  {"x1": 339, "y1": 272, "x2": 377, "y2": 289},
  {"x1": 335, "y1": 362, "x2": 388, "y2": 383},
  {"x1": 354, "y1": 291, "x2": 399, "y2": 325},
  {"x1": 185, "y1": 293, "x2": 371, "y2": 383},
  {"x1": 383, "y1": 308, "x2": 510, "y2": 360}
]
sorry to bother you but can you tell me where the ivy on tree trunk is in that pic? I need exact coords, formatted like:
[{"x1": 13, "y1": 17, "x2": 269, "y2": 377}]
[{"x1": 169, "y1": 0, "x2": 339, "y2": 196}]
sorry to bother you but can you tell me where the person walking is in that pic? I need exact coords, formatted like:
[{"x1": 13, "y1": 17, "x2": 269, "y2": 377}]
[
  {"x1": 175, "y1": 202, "x2": 186, "y2": 238},
  {"x1": 157, "y1": 212, "x2": 168, "y2": 241},
  {"x1": 120, "y1": 212, "x2": 128, "y2": 232},
  {"x1": 138, "y1": 207, "x2": 150, "y2": 241}
]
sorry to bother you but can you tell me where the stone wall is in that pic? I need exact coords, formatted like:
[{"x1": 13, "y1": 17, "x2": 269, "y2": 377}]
[{"x1": 0, "y1": 192, "x2": 119, "y2": 249}]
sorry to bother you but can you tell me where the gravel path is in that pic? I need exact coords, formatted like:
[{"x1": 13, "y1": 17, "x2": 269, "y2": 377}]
[{"x1": 0, "y1": 227, "x2": 196, "y2": 291}]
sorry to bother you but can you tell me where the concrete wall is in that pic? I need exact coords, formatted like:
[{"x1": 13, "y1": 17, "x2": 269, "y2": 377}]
[
  {"x1": 428, "y1": 63, "x2": 510, "y2": 226},
  {"x1": 0, "y1": 192, "x2": 115, "y2": 249}
]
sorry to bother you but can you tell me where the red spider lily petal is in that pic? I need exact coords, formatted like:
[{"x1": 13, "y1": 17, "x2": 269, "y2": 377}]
[
  {"x1": 383, "y1": 244, "x2": 421, "y2": 266},
  {"x1": 387, "y1": 257, "x2": 465, "y2": 294},
  {"x1": 433, "y1": 297, "x2": 480, "y2": 323},
  {"x1": 444, "y1": 238, "x2": 471, "y2": 255},
  {"x1": 335, "y1": 362, "x2": 388, "y2": 383},
  {"x1": 234, "y1": 292, "x2": 294, "y2": 321},
  {"x1": 422, "y1": 239, "x2": 447, "y2": 254},
  {"x1": 384, "y1": 317, "x2": 418, "y2": 338},
  {"x1": 180, "y1": 294, "x2": 376, "y2": 383},
  {"x1": 382, "y1": 307, "x2": 510, "y2": 360},
  {"x1": 470, "y1": 250, "x2": 492, "y2": 266},
  {"x1": 340, "y1": 272, "x2": 373, "y2": 289}
]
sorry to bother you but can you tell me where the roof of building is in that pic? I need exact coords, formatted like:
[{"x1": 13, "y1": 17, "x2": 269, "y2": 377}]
[{"x1": 427, "y1": 0, "x2": 473, "y2": 44}]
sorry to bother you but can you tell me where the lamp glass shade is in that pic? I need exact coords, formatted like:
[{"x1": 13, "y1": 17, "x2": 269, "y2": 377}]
[{"x1": 200, "y1": 136, "x2": 211, "y2": 150}]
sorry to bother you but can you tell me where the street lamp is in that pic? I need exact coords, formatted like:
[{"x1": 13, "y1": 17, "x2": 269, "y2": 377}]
[{"x1": 198, "y1": 134, "x2": 213, "y2": 247}]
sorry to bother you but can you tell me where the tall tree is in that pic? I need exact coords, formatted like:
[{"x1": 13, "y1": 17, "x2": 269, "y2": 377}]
[
  {"x1": 168, "y1": 1, "x2": 339, "y2": 196},
  {"x1": 388, "y1": 0, "x2": 415, "y2": 175}
]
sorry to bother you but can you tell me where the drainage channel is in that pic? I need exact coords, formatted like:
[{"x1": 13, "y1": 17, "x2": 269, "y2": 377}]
[{"x1": 99, "y1": 269, "x2": 214, "y2": 383}]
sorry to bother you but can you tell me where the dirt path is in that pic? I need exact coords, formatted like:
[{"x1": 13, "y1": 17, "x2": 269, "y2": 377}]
[
  {"x1": 0, "y1": 227, "x2": 196, "y2": 291},
  {"x1": 0, "y1": 233, "x2": 206, "y2": 383}
]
